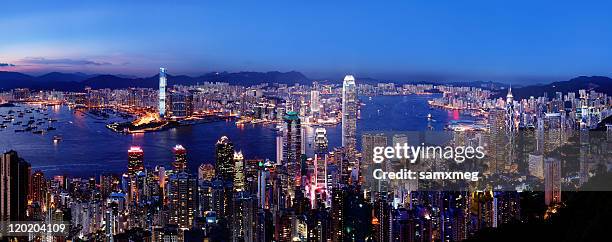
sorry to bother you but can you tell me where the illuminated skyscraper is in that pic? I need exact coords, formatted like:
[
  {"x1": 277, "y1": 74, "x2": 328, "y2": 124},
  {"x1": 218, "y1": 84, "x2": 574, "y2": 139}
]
[
  {"x1": 276, "y1": 134, "x2": 283, "y2": 165},
  {"x1": 505, "y1": 87, "x2": 517, "y2": 166},
  {"x1": 234, "y1": 151, "x2": 245, "y2": 192},
  {"x1": 127, "y1": 146, "x2": 144, "y2": 176},
  {"x1": 168, "y1": 172, "x2": 197, "y2": 229},
  {"x1": 30, "y1": 171, "x2": 46, "y2": 207},
  {"x1": 342, "y1": 75, "x2": 357, "y2": 151},
  {"x1": 1, "y1": 150, "x2": 30, "y2": 221},
  {"x1": 505, "y1": 87, "x2": 515, "y2": 132},
  {"x1": 544, "y1": 158, "x2": 561, "y2": 206},
  {"x1": 172, "y1": 145, "x2": 187, "y2": 172},
  {"x1": 166, "y1": 91, "x2": 194, "y2": 119},
  {"x1": 283, "y1": 111, "x2": 302, "y2": 182},
  {"x1": 215, "y1": 136, "x2": 235, "y2": 181},
  {"x1": 362, "y1": 133, "x2": 388, "y2": 167},
  {"x1": 314, "y1": 128, "x2": 328, "y2": 155},
  {"x1": 488, "y1": 108, "x2": 506, "y2": 174},
  {"x1": 392, "y1": 134, "x2": 408, "y2": 164},
  {"x1": 159, "y1": 68, "x2": 167, "y2": 117},
  {"x1": 314, "y1": 128, "x2": 329, "y2": 198},
  {"x1": 311, "y1": 90, "x2": 320, "y2": 115}
]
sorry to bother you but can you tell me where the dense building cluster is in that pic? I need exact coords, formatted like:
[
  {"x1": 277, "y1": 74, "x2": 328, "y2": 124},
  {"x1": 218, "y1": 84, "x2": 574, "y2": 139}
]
[{"x1": 1, "y1": 73, "x2": 611, "y2": 242}]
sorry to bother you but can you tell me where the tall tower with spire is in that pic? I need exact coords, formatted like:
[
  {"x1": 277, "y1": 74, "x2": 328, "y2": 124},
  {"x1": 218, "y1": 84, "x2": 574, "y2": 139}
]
[
  {"x1": 505, "y1": 86, "x2": 516, "y2": 165},
  {"x1": 506, "y1": 86, "x2": 514, "y2": 105},
  {"x1": 159, "y1": 68, "x2": 167, "y2": 117},
  {"x1": 341, "y1": 75, "x2": 357, "y2": 150},
  {"x1": 505, "y1": 86, "x2": 515, "y2": 134}
]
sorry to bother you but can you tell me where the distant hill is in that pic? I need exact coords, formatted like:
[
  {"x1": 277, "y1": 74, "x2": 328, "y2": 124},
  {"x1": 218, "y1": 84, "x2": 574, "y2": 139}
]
[
  {"x1": 81, "y1": 75, "x2": 153, "y2": 89},
  {"x1": 0, "y1": 71, "x2": 311, "y2": 91},
  {"x1": 197, "y1": 71, "x2": 310, "y2": 86},
  {"x1": 1, "y1": 71, "x2": 611, "y2": 96},
  {"x1": 495, "y1": 76, "x2": 612, "y2": 99},
  {"x1": 0, "y1": 72, "x2": 36, "y2": 89},
  {"x1": 36, "y1": 72, "x2": 93, "y2": 83}
]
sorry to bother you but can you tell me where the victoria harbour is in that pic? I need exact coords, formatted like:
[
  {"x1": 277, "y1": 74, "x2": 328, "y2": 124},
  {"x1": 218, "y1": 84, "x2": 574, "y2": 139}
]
[{"x1": 0, "y1": 94, "x2": 471, "y2": 177}]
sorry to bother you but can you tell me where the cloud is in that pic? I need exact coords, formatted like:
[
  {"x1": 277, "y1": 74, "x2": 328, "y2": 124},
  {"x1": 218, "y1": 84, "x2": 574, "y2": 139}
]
[
  {"x1": 21, "y1": 57, "x2": 111, "y2": 66},
  {"x1": 0, "y1": 63, "x2": 16, "y2": 67}
]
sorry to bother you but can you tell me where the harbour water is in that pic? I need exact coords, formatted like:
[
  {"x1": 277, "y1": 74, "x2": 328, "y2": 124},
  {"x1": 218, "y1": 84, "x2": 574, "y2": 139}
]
[{"x1": 0, "y1": 94, "x2": 474, "y2": 177}]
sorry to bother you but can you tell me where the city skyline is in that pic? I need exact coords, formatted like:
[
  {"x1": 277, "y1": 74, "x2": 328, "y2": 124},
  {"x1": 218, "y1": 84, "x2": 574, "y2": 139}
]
[
  {"x1": 0, "y1": 74, "x2": 610, "y2": 241},
  {"x1": 2, "y1": 1, "x2": 612, "y2": 83},
  {"x1": 1, "y1": 1, "x2": 611, "y2": 241}
]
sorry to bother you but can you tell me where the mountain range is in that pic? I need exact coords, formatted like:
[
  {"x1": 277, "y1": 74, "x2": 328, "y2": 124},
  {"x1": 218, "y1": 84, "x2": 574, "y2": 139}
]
[
  {"x1": 0, "y1": 71, "x2": 310, "y2": 91},
  {"x1": 0, "y1": 71, "x2": 610, "y2": 97},
  {"x1": 495, "y1": 76, "x2": 612, "y2": 99}
]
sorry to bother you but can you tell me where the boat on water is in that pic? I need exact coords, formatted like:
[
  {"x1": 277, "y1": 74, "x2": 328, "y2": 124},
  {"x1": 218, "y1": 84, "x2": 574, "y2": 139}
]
[
  {"x1": 53, "y1": 135, "x2": 62, "y2": 142},
  {"x1": 32, "y1": 130, "x2": 44, "y2": 134}
]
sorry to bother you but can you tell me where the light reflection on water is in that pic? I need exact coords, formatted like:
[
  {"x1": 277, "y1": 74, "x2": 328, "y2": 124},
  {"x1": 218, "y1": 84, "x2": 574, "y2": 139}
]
[{"x1": 0, "y1": 94, "x2": 474, "y2": 177}]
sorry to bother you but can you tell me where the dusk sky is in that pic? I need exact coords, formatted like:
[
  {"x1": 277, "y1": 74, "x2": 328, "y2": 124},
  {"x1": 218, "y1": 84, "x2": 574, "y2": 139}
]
[{"x1": 1, "y1": 0, "x2": 612, "y2": 83}]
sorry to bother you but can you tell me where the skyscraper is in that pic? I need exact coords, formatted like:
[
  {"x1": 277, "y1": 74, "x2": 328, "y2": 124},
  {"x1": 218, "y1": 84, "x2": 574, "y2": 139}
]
[
  {"x1": 342, "y1": 75, "x2": 357, "y2": 151},
  {"x1": 311, "y1": 90, "x2": 320, "y2": 116},
  {"x1": 127, "y1": 146, "x2": 145, "y2": 204},
  {"x1": 159, "y1": 67, "x2": 167, "y2": 117},
  {"x1": 505, "y1": 87, "x2": 515, "y2": 134},
  {"x1": 1, "y1": 150, "x2": 30, "y2": 221},
  {"x1": 172, "y1": 145, "x2": 187, "y2": 172},
  {"x1": 166, "y1": 91, "x2": 194, "y2": 119},
  {"x1": 234, "y1": 151, "x2": 245, "y2": 192},
  {"x1": 127, "y1": 146, "x2": 145, "y2": 177},
  {"x1": 168, "y1": 172, "x2": 197, "y2": 229},
  {"x1": 30, "y1": 171, "x2": 47, "y2": 207},
  {"x1": 283, "y1": 111, "x2": 302, "y2": 182},
  {"x1": 488, "y1": 108, "x2": 507, "y2": 174},
  {"x1": 314, "y1": 128, "x2": 329, "y2": 197},
  {"x1": 215, "y1": 136, "x2": 235, "y2": 181},
  {"x1": 362, "y1": 133, "x2": 388, "y2": 168},
  {"x1": 314, "y1": 128, "x2": 329, "y2": 155},
  {"x1": 544, "y1": 158, "x2": 562, "y2": 206}
]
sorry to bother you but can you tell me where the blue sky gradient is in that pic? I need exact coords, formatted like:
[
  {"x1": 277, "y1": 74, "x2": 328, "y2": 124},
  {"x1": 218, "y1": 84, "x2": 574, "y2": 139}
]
[{"x1": 1, "y1": 0, "x2": 611, "y2": 83}]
